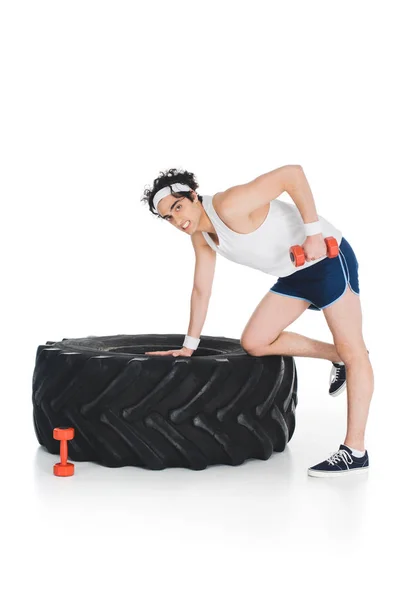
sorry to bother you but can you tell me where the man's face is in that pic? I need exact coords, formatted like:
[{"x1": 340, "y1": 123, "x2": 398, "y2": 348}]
[{"x1": 157, "y1": 194, "x2": 197, "y2": 233}]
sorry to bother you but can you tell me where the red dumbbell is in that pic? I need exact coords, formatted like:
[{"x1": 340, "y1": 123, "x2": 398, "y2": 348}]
[
  {"x1": 53, "y1": 427, "x2": 75, "y2": 477},
  {"x1": 290, "y1": 236, "x2": 339, "y2": 267}
]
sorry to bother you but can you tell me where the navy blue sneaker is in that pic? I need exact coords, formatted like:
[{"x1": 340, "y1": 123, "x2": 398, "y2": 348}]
[
  {"x1": 329, "y1": 361, "x2": 346, "y2": 396},
  {"x1": 308, "y1": 444, "x2": 369, "y2": 477}
]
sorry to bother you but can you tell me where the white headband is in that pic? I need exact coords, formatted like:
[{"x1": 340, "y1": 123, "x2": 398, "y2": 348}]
[{"x1": 153, "y1": 183, "x2": 192, "y2": 215}]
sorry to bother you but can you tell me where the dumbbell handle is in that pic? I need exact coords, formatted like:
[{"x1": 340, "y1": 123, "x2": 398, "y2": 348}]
[{"x1": 59, "y1": 440, "x2": 68, "y2": 465}]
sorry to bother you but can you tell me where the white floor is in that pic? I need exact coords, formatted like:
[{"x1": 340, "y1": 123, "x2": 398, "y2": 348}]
[{"x1": 3, "y1": 350, "x2": 397, "y2": 600}]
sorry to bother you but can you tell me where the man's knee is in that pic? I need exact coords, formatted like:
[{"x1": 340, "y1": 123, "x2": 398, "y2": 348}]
[
  {"x1": 240, "y1": 332, "x2": 279, "y2": 355},
  {"x1": 335, "y1": 340, "x2": 369, "y2": 365}
]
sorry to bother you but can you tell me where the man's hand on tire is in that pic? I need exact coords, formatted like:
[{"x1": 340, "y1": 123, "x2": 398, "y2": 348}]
[{"x1": 145, "y1": 347, "x2": 194, "y2": 357}]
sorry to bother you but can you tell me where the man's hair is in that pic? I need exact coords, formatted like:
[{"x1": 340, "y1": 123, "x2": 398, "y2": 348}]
[{"x1": 140, "y1": 168, "x2": 203, "y2": 218}]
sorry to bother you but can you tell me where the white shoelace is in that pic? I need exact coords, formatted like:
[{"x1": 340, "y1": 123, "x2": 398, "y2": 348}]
[
  {"x1": 331, "y1": 363, "x2": 344, "y2": 383},
  {"x1": 327, "y1": 449, "x2": 353, "y2": 466}
]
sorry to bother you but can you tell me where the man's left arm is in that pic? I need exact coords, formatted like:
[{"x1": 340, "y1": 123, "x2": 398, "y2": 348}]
[{"x1": 286, "y1": 166, "x2": 327, "y2": 261}]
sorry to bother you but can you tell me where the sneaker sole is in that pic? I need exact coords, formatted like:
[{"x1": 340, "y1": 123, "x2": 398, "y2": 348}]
[
  {"x1": 329, "y1": 381, "x2": 347, "y2": 397},
  {"x1": 308, "y1": 466, "x2": 369, "y2": 477}
]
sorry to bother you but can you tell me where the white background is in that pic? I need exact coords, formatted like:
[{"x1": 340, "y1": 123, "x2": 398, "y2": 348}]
[{"x1": 1, "y1": 0, "x2": 399, "y2": 598}]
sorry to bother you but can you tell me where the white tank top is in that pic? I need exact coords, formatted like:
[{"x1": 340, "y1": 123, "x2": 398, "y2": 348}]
[{"x1": 201, "y1": 194, "x2": 343, "y2": 277}]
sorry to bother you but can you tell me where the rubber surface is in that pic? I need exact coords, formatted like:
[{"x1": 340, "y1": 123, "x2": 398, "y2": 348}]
[{"x1": 32, "y1": 334, "x2": 298, "y2": 470}]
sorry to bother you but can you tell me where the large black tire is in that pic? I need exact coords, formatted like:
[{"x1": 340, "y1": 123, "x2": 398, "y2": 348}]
[{"x1": 32, "y1": 334, "x2": 298, "y2": 470}]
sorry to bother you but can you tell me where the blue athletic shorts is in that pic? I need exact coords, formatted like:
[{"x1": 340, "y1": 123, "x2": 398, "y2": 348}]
[{"x1": 269, "y1": 237, "x2": 360, "y2": 311}]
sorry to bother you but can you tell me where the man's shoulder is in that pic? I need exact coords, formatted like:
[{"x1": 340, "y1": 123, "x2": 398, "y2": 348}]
[{"x1": 191, "y1": 229, "x2": 208, "y2": 248}]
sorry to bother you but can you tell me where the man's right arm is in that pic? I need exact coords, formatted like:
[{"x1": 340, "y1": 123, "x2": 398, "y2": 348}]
[
  {"x1": 185, "y1": 289, "x2": 213, "y2": 343},
  {"x1": 185, "y1": 233, "x2": 217, "y2": 342}
]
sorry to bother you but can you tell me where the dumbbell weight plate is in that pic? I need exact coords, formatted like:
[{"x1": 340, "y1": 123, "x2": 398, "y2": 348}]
[
  {"x1": 53, "y1": 462, "x2": 74, "y2": 477},
  {"x1": 53, "y1": 427, "x2": 75, "y2": 441}
]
